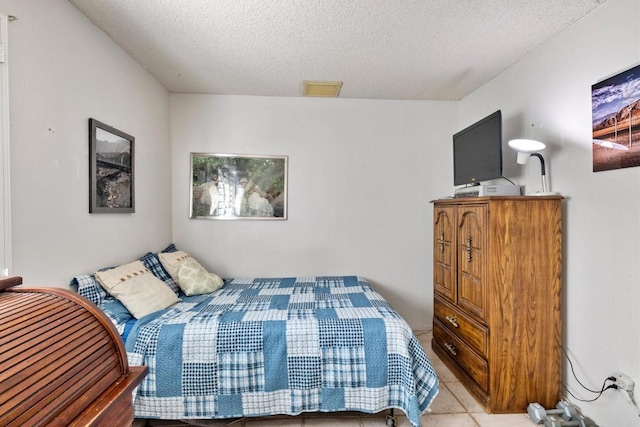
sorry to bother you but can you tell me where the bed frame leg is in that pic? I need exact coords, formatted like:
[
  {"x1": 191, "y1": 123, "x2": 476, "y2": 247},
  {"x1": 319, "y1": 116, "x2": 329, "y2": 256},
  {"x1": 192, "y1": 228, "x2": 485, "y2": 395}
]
[{"x1": 385, "y1": 408, "x2": 397, "y2": 426}]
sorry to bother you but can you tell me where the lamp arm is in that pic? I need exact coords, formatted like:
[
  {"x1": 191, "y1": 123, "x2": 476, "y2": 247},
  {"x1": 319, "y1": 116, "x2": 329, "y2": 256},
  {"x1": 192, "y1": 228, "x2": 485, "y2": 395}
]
[
  {"x1": 530, "y1": 153, "x2": 548, "y2": 193},
  {"x1": 531, "y1": 153, "x2": 545, "y2": 176}
]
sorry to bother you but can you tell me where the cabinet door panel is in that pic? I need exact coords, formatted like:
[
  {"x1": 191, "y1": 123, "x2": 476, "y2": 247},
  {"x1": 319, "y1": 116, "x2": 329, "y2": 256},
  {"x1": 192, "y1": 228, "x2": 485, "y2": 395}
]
[
  {"x1": 433, "y1": 206, "x2": 456, "y2": 303},
  {"x1": 457, "y1": 206, "x2": 487, "y2": 321}
]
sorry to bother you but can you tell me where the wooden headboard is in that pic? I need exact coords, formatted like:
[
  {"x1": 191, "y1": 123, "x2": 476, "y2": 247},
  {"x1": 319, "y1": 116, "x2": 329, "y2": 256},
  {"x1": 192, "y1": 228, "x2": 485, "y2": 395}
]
[{"x1": 0, "y1": 276, "x2": 147, "y2": 426}]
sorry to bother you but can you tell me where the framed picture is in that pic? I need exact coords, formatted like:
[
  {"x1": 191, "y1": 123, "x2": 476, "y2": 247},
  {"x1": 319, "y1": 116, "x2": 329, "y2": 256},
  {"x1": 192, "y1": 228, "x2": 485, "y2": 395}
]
[
  {"x1": 190, "y1": 153, "x2": 288, "y2": 220},
  {"x1": 592, "y1": 63, "x2": 640, "y2": 172},
  {"x1": 89, "y1": 118, "x2": 135, "y2": 213}
]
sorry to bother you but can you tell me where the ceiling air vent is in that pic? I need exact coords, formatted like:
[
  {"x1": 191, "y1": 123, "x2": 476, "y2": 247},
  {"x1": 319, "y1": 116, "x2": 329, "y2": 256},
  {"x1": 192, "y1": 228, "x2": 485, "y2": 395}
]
[{"x1": 302, "y1": 80, "x2": 343, "y2": 97}]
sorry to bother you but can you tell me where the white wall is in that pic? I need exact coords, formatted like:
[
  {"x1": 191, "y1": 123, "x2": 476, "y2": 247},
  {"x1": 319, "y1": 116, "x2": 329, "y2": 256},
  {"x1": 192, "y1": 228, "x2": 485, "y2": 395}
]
[
  {"x1": 170, "y1": 94, "x2": 457, "y2": 329},
  {"x1": 460, "y1": 0, "x2": 640, "y2": 425},
  {"x1": 0, "y1": 0, "x2": 172, "y2": 285}
]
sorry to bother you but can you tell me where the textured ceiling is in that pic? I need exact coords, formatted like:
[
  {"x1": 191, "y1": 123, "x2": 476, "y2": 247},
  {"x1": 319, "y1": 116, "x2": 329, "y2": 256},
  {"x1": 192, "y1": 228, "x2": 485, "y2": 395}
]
[{"x1": 68, "y1": 0, "x2": 608, "y2": 101}]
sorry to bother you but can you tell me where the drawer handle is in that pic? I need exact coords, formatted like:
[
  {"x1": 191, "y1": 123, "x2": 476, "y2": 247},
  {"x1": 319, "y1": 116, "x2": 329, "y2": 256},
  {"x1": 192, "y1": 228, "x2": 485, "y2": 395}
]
[
  {"x1": 445, "y1": 315, "x2": 459, "y2": 328},
  {"x1": 444, "y1": 342, "x2": 457, "y2": 356},
  {"x1": 464, "y1": 236, "x2": 473, "y2": 262},
  {"x1": 438, "y1": 232, "x2": 445, "y2": 253}
]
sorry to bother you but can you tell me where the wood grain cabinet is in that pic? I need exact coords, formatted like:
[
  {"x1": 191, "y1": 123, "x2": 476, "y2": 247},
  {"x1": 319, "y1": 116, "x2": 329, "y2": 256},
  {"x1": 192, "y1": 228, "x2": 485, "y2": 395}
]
[{"x1": 431, "y1": 196, "x2": 563, "y2": 413}]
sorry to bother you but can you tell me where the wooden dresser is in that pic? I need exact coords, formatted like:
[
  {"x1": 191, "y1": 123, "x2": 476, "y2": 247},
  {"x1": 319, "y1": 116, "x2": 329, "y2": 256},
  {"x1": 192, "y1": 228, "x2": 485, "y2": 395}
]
[
  {"x1": 0, "y1": 276, "x2": 147, "y2": 426},
  {"x1": 431, "y1": 196, "x2": 562, "y2": 413}
]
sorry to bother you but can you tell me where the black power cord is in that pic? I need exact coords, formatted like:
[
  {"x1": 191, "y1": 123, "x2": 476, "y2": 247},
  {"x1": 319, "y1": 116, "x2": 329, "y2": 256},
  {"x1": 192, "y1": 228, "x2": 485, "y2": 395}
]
[
  {"x1": 562, "y1": 345, "x2": 617, "y2": 402},
  {"x1": 563, "y1": 382, "x2": 618, "y2": 403}
]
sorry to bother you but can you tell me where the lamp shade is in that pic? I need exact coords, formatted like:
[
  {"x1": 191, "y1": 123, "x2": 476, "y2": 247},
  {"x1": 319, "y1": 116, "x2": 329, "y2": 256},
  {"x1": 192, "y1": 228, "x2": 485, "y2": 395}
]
[
  {"x1": 508, "y1": 138, "x2": 546, "y2": 152},
  {"x1": 508, "y1": 139, "x2": 546, "y2": 164}
]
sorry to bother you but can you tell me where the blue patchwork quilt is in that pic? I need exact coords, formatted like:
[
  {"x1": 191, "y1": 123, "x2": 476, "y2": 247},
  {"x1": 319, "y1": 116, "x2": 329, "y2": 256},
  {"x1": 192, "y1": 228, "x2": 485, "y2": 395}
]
[{"x1": 125, "y1": 276, "x2": 439, "y2": 426}]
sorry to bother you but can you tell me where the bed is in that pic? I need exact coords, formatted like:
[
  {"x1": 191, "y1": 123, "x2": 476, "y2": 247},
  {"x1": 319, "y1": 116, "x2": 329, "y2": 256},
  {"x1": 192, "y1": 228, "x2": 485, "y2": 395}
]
[{"x1": 71, "y1": 248, "x2": 438, "y2": 427}]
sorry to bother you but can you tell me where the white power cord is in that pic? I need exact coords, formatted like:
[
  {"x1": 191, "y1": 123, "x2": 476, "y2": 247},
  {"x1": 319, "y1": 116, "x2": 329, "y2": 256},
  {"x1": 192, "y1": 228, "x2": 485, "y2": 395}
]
[{"x1": 623, "y1": 390, "x2": 640, "y2": 418}]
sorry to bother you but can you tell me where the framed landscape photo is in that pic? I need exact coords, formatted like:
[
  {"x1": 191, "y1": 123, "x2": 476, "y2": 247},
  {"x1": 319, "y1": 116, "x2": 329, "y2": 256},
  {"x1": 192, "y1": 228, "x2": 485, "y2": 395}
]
[
  {"x1": 592, "y1": 63, "x2": 640, "y2": 172},
  {"x1": 89, "y1": 118, "x2": 135, "y2": 213},
  {"x1": 190, "y1": 153, "x2": 288, "y2": 220}
]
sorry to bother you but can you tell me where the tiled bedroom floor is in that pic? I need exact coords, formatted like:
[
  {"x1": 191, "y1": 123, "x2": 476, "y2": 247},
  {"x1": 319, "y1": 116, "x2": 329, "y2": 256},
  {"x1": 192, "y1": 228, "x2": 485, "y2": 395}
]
[{"x1": 133, "y1": 330, "x2": 536, "y2": 427}]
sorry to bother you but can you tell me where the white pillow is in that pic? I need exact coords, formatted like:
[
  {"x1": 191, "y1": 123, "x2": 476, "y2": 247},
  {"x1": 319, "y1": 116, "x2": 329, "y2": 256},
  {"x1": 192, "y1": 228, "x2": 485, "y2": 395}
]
[
  {"x1": 158, "y1": 251, "x2": 224, "y2": 296},
  {"x1": 95, "y1": 260, "x2": 179, "y2": 319}
]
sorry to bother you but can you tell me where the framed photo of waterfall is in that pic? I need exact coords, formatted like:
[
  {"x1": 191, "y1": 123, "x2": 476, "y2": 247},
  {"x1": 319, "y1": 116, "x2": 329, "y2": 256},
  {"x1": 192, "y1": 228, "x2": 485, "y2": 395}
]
[
  {"x1": 190, "y1": 153, "x2": 288, "y2": 220},
  {"x1": 89, "y1": 118, "x2": 135, "y2": 213}
]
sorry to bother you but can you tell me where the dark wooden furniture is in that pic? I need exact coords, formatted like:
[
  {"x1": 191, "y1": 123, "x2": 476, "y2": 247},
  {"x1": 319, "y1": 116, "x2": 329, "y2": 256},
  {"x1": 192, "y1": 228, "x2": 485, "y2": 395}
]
[
  {"x1": 0, "y1": 276, "x2": 147, "y2": 426},
  {"x1": 431, "y1": 196, "x2": 563, "y2": 413}
]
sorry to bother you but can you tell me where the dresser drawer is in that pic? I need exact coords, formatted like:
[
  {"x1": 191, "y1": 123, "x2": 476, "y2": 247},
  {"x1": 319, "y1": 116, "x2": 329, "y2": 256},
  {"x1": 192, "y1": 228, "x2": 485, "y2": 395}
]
[
  {"x1": 434, "y1": 319, "x2": 488, "y2": 392},
  {"x1": 434, "y1": 296, "x2": 488, "y2": 357}
]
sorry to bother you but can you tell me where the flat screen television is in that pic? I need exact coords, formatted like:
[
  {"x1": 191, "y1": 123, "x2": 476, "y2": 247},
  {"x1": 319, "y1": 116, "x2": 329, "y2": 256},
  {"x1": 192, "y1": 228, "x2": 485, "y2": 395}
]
[{"x1": 453, "y1": 110, "x2": 502, "y2": 186}]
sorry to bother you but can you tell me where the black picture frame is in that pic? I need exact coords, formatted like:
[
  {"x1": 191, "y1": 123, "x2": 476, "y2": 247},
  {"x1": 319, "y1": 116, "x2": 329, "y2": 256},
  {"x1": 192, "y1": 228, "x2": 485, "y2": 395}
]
[{"x1": 89, "y1": 118, "x2": 135, "y2": 213}]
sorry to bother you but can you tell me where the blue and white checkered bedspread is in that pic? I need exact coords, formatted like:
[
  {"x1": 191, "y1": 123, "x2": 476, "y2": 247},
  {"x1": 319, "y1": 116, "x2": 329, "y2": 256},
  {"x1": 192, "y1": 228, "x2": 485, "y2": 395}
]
[{"x1": 125, "y1": 276, "x2": 438, "y2": 426}]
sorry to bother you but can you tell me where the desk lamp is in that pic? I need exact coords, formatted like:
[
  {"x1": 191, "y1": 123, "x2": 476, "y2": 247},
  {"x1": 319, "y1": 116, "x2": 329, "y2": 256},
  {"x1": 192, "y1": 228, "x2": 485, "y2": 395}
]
[{"x1": 508, "y1": 139, "x2": 556, "y2": 195}]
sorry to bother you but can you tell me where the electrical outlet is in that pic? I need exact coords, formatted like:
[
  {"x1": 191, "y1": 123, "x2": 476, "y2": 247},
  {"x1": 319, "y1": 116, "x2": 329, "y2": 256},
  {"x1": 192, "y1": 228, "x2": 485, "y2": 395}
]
[{"x1": 613, "y1": 372, "x2": 635, "y2": 392}]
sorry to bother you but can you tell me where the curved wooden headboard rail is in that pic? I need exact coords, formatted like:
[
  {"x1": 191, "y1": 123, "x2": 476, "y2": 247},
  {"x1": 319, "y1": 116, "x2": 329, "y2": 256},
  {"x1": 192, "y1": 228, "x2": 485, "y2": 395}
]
[
  {"x1": 0, "y1": 276, "x2": 147, "y2": 427},
  {"x1": 0, "y1": 275, "x2": 22, "y2": 291}
]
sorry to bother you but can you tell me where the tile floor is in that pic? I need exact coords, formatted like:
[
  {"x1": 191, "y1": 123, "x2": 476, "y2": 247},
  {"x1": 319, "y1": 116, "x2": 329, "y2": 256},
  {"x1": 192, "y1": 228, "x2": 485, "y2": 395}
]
[{"x1": 133, "y1": 330, "x2": 537, "y2": 427}]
